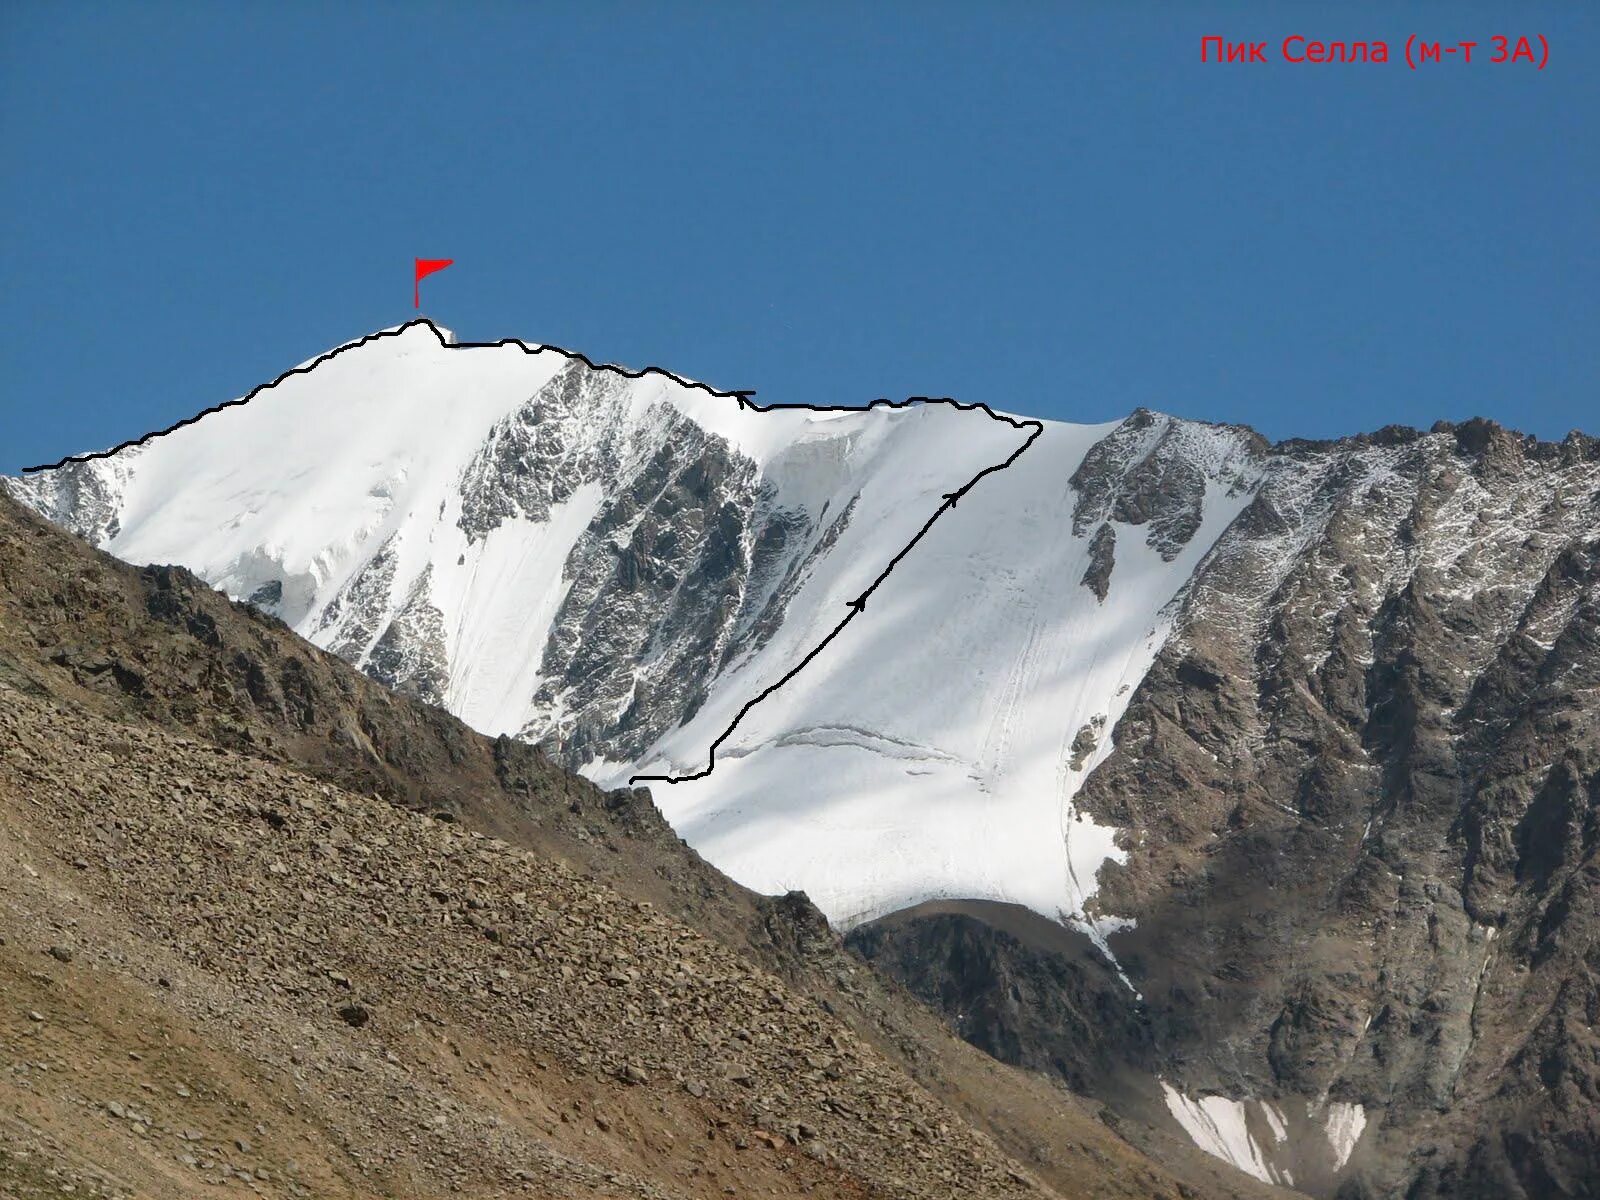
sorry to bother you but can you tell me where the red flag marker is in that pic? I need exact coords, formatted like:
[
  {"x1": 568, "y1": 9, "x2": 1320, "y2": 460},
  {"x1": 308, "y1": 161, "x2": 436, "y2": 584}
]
[{"x1": 414, "y1": 258, "x2": 454, "y2": 308}]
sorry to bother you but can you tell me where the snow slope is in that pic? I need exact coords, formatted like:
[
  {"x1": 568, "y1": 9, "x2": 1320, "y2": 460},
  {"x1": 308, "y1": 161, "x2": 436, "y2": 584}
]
[
  {"x1": 7, "y1": 320, "x2": 1264, "y2": 943},
  {"x1": 627, "y1": 416, "x2": 1259, "y2": 943}
]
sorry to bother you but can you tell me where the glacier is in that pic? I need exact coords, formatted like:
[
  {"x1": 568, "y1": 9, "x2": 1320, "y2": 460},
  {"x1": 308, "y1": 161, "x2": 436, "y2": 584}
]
[{"x1": 6, "y1": 320, "x2": 1264, "y2": 942}]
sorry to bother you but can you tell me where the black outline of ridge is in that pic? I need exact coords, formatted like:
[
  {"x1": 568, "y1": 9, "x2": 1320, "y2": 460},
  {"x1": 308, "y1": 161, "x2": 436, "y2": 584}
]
[
  {"x1": 631, "y1": 398, "x2": 1041, "y2": 784},
  {"x1": 20, "y1": 317, "x2": 1044, "y2": 788},
  {"x1": 22, "y1": 319, "x2": 757, "y2": 473}
]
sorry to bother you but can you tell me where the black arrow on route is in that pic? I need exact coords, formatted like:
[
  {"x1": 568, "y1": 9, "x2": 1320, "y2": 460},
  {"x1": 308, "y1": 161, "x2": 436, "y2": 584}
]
[
  {"x1": 630, "y1": 390, "x2": 1043, "y2": 786},
  {"x1": 17, "y1": 317, "x2": 1045, "y2": 792}
]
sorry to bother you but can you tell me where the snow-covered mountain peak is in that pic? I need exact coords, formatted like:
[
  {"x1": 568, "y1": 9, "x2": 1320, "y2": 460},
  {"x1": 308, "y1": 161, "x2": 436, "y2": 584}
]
[
  {"x1": 15, "y1": 324, "x2": 1600, "y2": 1199},
  {"x1": 417, "y1": 318, "x2": 456, "y2": 345},
  {"x1": 7, "y1": 323, "x2": 1272, "y2": 944}
]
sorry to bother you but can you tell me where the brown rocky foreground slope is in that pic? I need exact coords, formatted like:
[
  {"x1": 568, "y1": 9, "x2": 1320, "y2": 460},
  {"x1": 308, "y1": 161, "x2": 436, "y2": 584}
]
[{"x1": 0, "y1": 492, "x2": 1280, "y2": 1198}]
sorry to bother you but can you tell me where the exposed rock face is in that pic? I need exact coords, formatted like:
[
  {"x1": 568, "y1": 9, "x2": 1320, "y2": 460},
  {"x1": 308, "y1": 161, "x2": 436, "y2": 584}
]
[
  {"x1": 858, "y1": 422, "x2": 1600, "y2": 1199},
  {"x1": 364, "y1": 566, "x2": 452, "y2": 704},
  {"x1": 1081, "y1": 524, "x2": 1116, "y2": 602},
  {"x1": 453, "y1": 360, "x2": 634, "y2": 538},
  {"x1": 442, "y1": 359, "x2": 839, "y2": 764},
  {"x1": 516, "y1": 420, "x2": 787, "y2": 765},
  {"x1": 1071, "y1": 408, "x2": 1264, "y2": 560},
  {"x1": 7, "y1": 452, "x2": 132, "y2": 545},
  {"x1": 846, "y1": 901, "x2": 1148, "y2": 1095}
]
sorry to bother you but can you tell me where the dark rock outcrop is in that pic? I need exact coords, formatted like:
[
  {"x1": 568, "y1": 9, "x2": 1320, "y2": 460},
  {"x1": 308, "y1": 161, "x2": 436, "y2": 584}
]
[{"x1": 861, "y1": 423, "x2": 1600, "y2": 1200}]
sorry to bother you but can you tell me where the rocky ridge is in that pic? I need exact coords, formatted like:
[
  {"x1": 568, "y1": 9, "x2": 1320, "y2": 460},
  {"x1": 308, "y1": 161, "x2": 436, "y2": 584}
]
[{"x1": 855, "y1": 420, "x2": 1600, "y2": 1199}]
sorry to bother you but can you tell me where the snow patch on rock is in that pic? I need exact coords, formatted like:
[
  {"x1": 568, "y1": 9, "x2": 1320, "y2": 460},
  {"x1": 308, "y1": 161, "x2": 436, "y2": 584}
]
[{"x1": 1160, "y1": 1082, "x2": 1369, "y2": 1186}]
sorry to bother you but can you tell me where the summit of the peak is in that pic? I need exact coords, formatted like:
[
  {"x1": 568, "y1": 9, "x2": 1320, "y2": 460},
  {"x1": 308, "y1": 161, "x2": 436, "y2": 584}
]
[
  {"x1": 360, "y1": 318, "x2": 454, "y2": 346},
  {"x1": 406, "y1": 317, "x2": 456, "y2": 345}
]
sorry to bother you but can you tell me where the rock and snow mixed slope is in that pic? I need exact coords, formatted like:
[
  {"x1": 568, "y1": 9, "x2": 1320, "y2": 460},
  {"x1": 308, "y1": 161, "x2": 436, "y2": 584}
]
[
  {"x1": 1159, "y1": 1086, "x2": 1366, "y2": 1193},
  {"x1": 5, "y1": 320, "x2": 1261, "y2": 947},
  {"x1": 849, "y1": 418, "x2": 1600, "y2": 1198},
  {"x1": 13, "y1": 321, "x2": 1600, "y2": 1198},
  {"x1": 645, "y1": 411, "x2": 1261, "y2": 934}
]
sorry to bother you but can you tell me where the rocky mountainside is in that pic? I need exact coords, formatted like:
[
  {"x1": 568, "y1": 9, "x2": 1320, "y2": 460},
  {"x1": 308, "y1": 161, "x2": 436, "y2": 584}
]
[
  {"x1": 1080, "y1": 420, "x2": 1600, "y2": 1199},
  {"x1": 853, "y1": 422, "x2": 1600, "y2": 1199},
  {"x1": 10, "y1": 322, "x2": 1599, "y2": 1199},
  {"x1": 0, "y1": 490, "x2": 1276, "y2": 1200}
]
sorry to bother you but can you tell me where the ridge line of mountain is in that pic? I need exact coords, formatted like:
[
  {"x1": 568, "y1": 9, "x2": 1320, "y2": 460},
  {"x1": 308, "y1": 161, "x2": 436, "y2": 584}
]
[
  {"x1": 20, "y1": 317, "x2": 759, "y2": 473},
  {"x1": 16, "y1": 310, "x2": 1053, "y2": 793},
  {"x1": 26, "y1": 315, "x2": 1592, "y2": 478},
  {"x1": 1270, "y1": 416, "x2": 1599, "y2": 457},
  {"x1": 631, "y1": 399, "x2": 1045, "y2": 784}
]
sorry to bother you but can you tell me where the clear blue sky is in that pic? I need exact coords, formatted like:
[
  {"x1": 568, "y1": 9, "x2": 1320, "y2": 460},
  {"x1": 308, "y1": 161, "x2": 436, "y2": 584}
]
[{"x1": 2, "y1": 2, "x2": 1594, "y2": 474}]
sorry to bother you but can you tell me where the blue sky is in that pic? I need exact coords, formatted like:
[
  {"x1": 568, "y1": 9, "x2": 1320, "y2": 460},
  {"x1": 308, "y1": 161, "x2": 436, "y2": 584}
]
[{"x1": 2, "y1": 2, "x2": 1594, "y2": 474}]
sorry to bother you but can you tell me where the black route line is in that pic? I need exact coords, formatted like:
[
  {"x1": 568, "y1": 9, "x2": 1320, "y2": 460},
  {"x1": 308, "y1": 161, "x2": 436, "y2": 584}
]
[
  {"x1": 22, "y1": 318, "x2": 756, "y2": 473},
  {"x1": 630, "y1": 396, "x2": 1041, "y2": 785},
  {"x1": 19, "y1": 316, "x2": 1044, "y2": 790}
]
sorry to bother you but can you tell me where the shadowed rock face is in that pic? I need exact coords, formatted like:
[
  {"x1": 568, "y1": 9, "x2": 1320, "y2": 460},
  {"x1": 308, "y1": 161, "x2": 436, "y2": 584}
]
[
  {"x1": 513, "y1": 416, "x2": 817, "y2": 767},
  {"x1": 321, "y1": 359, "x2": 832, "y2": 767},
  {"x1": 1081, "y1": 524, "x2": 1117, "y2": 602},
  {"x1": 856, "y1": 424, "x2": 1600, "y2": 1200},
  {"x1": 846, "y1": 900, "x2": 1150, "y2": 1095}
]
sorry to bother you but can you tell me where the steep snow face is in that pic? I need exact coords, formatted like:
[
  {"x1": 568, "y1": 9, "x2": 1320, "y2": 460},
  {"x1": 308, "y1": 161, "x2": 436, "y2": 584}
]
[
  {"x1": 626, "y1": 413, "x2": 1262, "y2": 938},
  {"x1": 7, "y1": 321, "x2": 1264, "y2": 939}
]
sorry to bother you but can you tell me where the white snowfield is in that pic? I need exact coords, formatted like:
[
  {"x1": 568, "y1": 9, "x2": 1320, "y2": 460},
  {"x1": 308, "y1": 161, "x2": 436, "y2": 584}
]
[
  {"x1": 631, "y1": 414, "x2": 1256, "y2": 944},
  {"x1": 7, "y1": 321, "x2": 1262, "y2": 948},
  {"x1": 1160, "y1": 1083, "x2": 1367, "y2": 1188}
]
